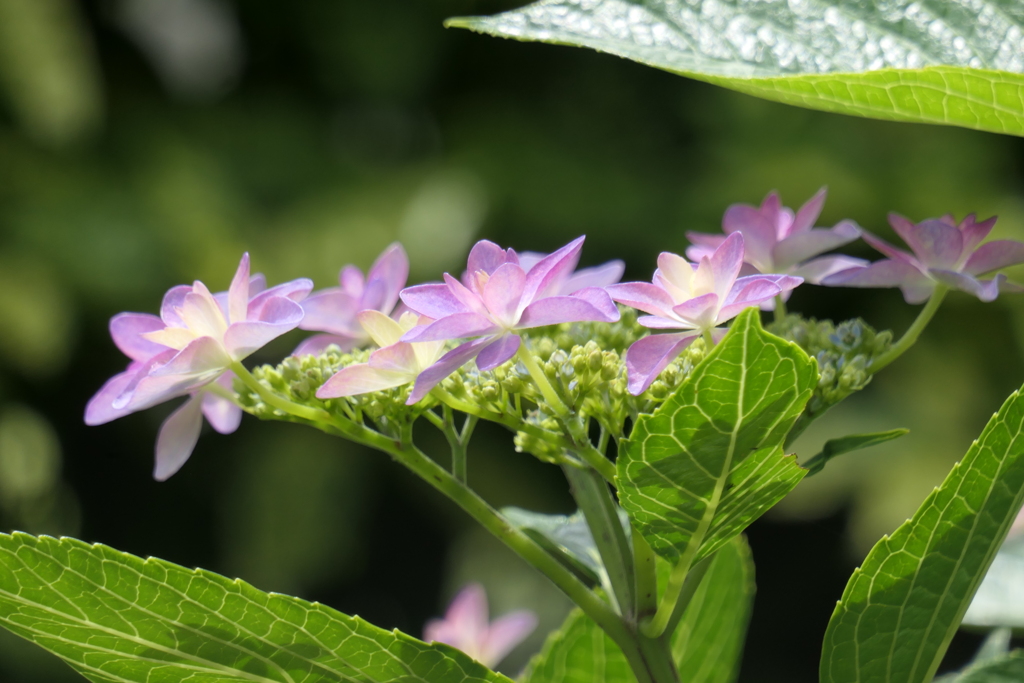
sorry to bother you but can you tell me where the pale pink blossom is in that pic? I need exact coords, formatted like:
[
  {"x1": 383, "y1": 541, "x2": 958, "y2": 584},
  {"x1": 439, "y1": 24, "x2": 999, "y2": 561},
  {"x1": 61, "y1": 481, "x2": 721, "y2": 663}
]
[{"x1": 424, "y1": 584, "x2": 537, "y2": 668}]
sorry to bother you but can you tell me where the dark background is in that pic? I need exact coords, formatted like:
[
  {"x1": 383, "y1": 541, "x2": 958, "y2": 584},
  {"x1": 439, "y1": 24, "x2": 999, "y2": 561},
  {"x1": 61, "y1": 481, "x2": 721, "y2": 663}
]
[{"x1": 0, "y1": 1, "x2": 1022, "y2": 681}]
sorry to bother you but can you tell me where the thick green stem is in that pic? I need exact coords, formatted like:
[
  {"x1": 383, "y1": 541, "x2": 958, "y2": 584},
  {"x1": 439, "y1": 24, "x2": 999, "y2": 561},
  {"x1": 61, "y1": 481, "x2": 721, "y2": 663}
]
[
  {"x1": 868, "y1": 284, "x2": 948, "y2": 374},
  {"x1": 633, "y1": 531, "x2": 658, "y2": 621},
  {"x1": 516, "y1": 345, "x2": 616, "y2": 482},
  {"x1": 773, "y1": 294, "x2": 787, "y2": 321},
  {"x1": 231, "y1": 362, "x2": 331, "y2": 423},
  {"x1": 663, "y1": 553, "x2": 713, "y2": 638},
  {"x1": 564, "y1": 465, "x2": 635, "y2": 618},
  {"x1": 441, "y1": 405, "x2": 470, "y2": 483}
]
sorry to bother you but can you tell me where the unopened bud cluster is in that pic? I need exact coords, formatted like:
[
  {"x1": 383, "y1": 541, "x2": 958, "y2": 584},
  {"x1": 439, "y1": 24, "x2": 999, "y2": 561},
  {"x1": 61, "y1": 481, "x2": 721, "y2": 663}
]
[{"x1": 769, "y1": 314, "x2": 892, "y2": 417}]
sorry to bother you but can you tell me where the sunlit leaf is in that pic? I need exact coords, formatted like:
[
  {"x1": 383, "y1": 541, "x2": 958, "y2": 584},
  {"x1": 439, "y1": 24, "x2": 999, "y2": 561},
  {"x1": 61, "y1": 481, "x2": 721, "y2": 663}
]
[
  {"x1": 821, "y1": 384, "x2": 1024, "y2": 683},
  {"x1": 803, "y1": 428, "x2": 910, "y2": 475},
  {"x1": 447, "y1": 0, "x2": 1024, "y2": 137},
  {"x1": 0, "y1": 533, "x2": 511, "y2": 683},
  {"x1": 617, "y1": 308, "x2": 816, "y2": 563}
]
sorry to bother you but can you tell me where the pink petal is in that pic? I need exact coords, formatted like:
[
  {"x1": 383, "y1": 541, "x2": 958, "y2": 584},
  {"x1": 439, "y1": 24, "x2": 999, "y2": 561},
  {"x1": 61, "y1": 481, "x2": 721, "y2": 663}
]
[
  {"x1": 685, "y1": 231, "x2": 727, "y2": 249},
  {"x1": 228, "y1": 253, "x2": 250, "y2": 325},
  {"x1": 153, "y1": 395, "x2": 204, "y2": 481},
  {"x1": 788, "y1": 187, "x2": 827, "y2": 236},
  {"x1": 723, "y1": 202, "x2": 775, "y2": 271},
  {"x1": 605, "y1": 282, "x2": 675, "y2": 317},
  {"x1": 297, "y1": 289, "x2": 362, "y2": 335},
  {"x1": 223, "y1": 297, "x2": 304, "y2": 360},
  {"x1": 293, "y1": 334, "x2": 358, "y2": 356},
  {"x1": 861, "y1": 231, "x2": 922, "y2": 268},
  {"x1": 160, "y1": 285, "x2": 192, "y2": 327},
  {"x1": 341, "y1": 265, "x2": 365, "y2": 296},
  {"x1": 401, "y1": 283, "x2": 470, "y2": 319},
  {"x1": 906, "y1": 218, "x2": 964, "y2": 269},
  {"x1": 959, "y1": 214, "x2": 998, "y2": 255},
  {"x1": 201, "y1": 384, "x2": 242, "y2": 434},
  {"x1": 368, "y1": 342, "x2": 418, "y2": 373},
  {"x1": 467, "y1": 240, "x2": 516, "y2": 276},
  {"x1": 249, "y1": 273, "x2": 267, "y2": 295},
  {"x1": 362, "y1": 242, "x2": 410, "y2": 314},
  {"x1": 790, "y1": 255, "x2": 869, "y2": 284},
  {"x1": 520, "y1": 236, "x2": 585, "y2": 305},
  {"x1": 483, "y1": 263, "x2": 527, "y2": 325},
  {"x1": 562, "y1": 260, "x2": 625, "y2": 293},
  {"x1": 248, "y1": 278, "x2": 314, "y2": 318},
  {"x1": 684, "y1": 244, "x2": 716, "y2": 263},
  {"x1": 401, "y1": 312, "x2": 498, "y2": 343},
  {"x1": 518, "y1": 290, "x2": 619, "y2": 328},
  {"x1": 445, "y1": 584, "x2": 489, "y2": 639},
  {"x1": 126, "y1": 343, "x2": 228, "y2": 412},
  {"x1": 772, "y1": 220, "x2": 861, "y2": 271},
  {"x1": 480, "y1": 611, "x2": 538, "y2": 666},
  {"x1": 963, "y1": 240, "x2": 1024, "y2": 276},
  {"x1": 670, "y1": 292, "x2": 719, "y2": 327},
  {"x1": 625, "y1": 333, "x2": 699, "y2": 395},
  {"x1": 85, "y1": 362, "x2": 147, "y2": 426},
  {"x1": 637, "y1": 315, "x2": 693, "y2": 330},
  {"x1": 718, "y1": 278, "x2": 785, "y2": 321},
  {"x1": 708, "y1": 232, "x2": 745, "y2": 299},
  {"x1": 317, "y1": 363, "x2": 411, "y2": 398},
  {"x1": 406, "y1": 338, "x2": 492, "y2": 404},
  {"x1": 150, "y1": 337, "x2": 230, "y2": 379},
  {"x1": 928, "y1": 269, "x2": 1003, "y2": 302},
  {"x1": 821, "y1": 259, "x2": 925, "y2": 288},
  {"x1": 445, "y1": 273, "x2": 489, "y2": 315},
  {"x1": 476, "y1": 334, "x2": 520, "y2": 371},
  {"x1": 110, "y1": 313, "x2": 169, "y2": 362}
]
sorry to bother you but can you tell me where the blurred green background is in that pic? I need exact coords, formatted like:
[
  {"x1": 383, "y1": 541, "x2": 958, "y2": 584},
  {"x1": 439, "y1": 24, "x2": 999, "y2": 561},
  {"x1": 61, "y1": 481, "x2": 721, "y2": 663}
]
[{"x1": 0, "y1": 1, "x2": 1023, "y2": 681}]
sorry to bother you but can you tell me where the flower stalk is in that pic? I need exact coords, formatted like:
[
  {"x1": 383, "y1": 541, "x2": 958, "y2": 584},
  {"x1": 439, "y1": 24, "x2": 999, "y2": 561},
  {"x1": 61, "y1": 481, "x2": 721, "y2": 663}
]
[{"x1": 868, "y1": 284, "x2": 948, "y2": 374}]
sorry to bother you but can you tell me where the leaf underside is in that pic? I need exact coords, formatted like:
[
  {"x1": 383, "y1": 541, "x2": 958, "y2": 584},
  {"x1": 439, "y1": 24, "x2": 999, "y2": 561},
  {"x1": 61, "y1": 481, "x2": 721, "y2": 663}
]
[
  {"x1": 447, "y1": 0, "x2": 1024, "y2": 137},
  {"x1": 0, "y1": 532, "x2": 511, "y2": 683},
  {"x1": 820, "y1": 385, "x2": 1024, "y2": 683},
  {"x1": 522, "y1": 535, "x2": 754, "y2": 683},
  {"x1": 617, "y1": 308, "x2": 816, "y2": 565}
]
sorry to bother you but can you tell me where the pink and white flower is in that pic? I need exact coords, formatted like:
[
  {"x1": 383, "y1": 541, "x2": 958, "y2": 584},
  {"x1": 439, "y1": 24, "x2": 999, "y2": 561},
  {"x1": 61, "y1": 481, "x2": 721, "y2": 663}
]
[
  {"x1": 424, "y1": 584, "x2": 537, "y2": 668},
  {"x1": 509, "y1": 251, "x2": 624, "y2": 294},
  {"x1": 686, "y1": 188, "x2": 865, "y2": 285},
  {"x1": 398, "y1": 237, "x2": 620, "y2": 404},
  {"x1": 823, "y1": 213, "x2": 1024, "y2": 303},
  {"x1": 316, "y1": 311, "x2": 445, "y2": 398},
  {"x1": 295, "y1": 243, "x2": 409, "y2": 355},
  {"x1": 607, "y1": 233, "x2": 802, "y2": 395},
  {"x1": 86, "y1": 254, "x2": 312, "y2": 480}
]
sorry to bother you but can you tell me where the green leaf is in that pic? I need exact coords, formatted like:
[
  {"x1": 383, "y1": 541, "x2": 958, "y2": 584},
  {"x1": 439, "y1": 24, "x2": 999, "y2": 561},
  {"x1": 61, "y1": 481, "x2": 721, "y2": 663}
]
[
  {"x1": 0, "y1": 532, "x2": 512, "y2": 683},
  {"x1": 617, "y1": 308, "x2": 816, "y2": 564},
  {"x1": 502, "y1": 507, "x2": 606, "y2": 584},
  {"x1": 803, "y1": 428, "x2": 910, "y2": 475},
  {"x1": 820, "y1": 385, "x2": 1024, "y2": 683},
  {"x1": 522, "y1": 535, "x2": 754, "y2": 683},
  {"x1": 671, "y1": 535, "x2": 754, "y2": 683},
  {"x1": 954, "y1": 653, "x2": 1024, "y2": 683},
  {"x1": 445, "y1": 0, "x2": 1024, "y2": 137}
]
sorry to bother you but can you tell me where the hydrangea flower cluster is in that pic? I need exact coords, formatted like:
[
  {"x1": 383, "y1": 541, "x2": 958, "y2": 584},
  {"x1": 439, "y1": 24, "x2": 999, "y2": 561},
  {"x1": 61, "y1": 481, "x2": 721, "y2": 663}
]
[{"x1": 87, "y1": 190, "x2": 1024, "y2": 484}]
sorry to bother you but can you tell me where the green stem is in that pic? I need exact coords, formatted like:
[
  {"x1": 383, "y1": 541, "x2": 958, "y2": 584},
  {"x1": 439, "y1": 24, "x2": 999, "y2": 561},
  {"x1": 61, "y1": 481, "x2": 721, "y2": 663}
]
[
  {"x1": 564, "y1": 465, "x2": 635, "y2": 618},
  {"x1": 633, "y1": 531, "x2": 658, "y2": 621},
  {"x1": 441, "y1": 405, "x2": 469, "y2": 484},
  {"x1": 773, "y1": 294, "x2": 787, "y2": 321},
  {"x1": 516, "y1": 345, "x2": 569, "y2": 415},
  {"x1": 868, "y1": 284, "x2": 948, "y2": 374},
  {"x1": 663, "y1": 553, "x2": 713, "y2": 638},
  {"x1": 230, "y1": 362, "x2": 331, "y2": 423},
  {"x1": 702, "y1": 328, "x2": 714, "y2": 349}
]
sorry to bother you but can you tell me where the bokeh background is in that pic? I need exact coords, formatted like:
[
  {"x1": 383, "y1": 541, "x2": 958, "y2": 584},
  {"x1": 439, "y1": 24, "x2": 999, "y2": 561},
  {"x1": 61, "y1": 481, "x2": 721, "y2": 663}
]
[{"x1": 1, "y1": 1, "x2": 1023, "y2": 681}]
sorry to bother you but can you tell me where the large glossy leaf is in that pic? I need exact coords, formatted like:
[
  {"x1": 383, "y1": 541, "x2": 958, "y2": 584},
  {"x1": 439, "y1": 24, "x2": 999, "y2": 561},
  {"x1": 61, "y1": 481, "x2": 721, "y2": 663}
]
[
  {"x1": 522, "y1": 535, "x2": 754, "y2": 683},
  {"x1": 670, "y1": 535, "x2": 754, "y2": 683},
  {"x1": 820, "y1": 384, "x2": 1024, "y2": 683},
  {"x1": 0, "y1": 532, "x2": 512, "y2": 683},
  {"x1": 446, "y1": 0, "x2": 1024, "y2": 137},
  {"x1": 617, "y1": 308, "x2": 816, "y2": 564}
]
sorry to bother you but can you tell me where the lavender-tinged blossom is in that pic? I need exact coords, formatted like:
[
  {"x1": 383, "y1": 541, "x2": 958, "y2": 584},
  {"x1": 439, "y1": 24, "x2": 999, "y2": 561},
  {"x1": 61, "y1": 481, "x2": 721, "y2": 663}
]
[
  {"x1": 823, "y1": 213, "x2": 1024, "y2": 303},
  {"x1": 294, "y1": 242, "x2": 409, "y2": 355},
  {"x1": 316, "y1": 311, "x2": 445, "y2": 398},
  {"x1": 608, "y1": 233, "x2": 802, "y2": 395},
  {"x1": 399, "y1": 237, "x2": 620, "y2": 404},
  {"x1": 686, "y1": 188, "x2": 866, "y2": 289},
  {"x1": 507, "y1": 251, "x2": 624, "y2": 293},
  {"x1": 86, "y1": 254, "x2": 312, "y2": 480},
  {"x1": 424, "y1": 584, "x2": 537, "y2": 668}
]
